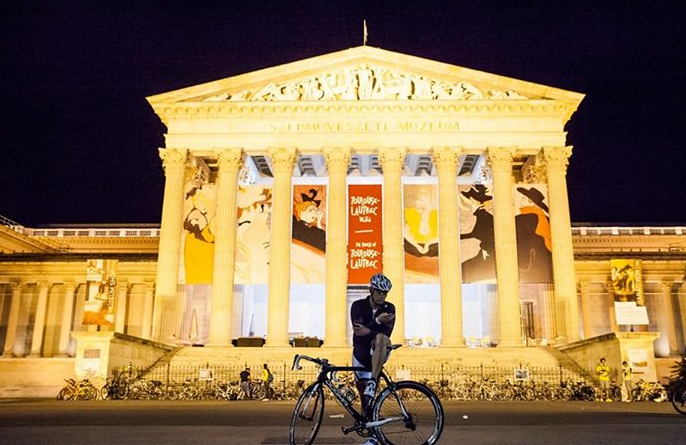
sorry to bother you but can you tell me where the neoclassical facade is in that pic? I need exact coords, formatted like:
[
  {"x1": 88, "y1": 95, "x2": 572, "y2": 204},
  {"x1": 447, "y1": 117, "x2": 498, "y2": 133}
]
[{"x1": 1, "y1": 47, "x2": 685, "y2": 395}]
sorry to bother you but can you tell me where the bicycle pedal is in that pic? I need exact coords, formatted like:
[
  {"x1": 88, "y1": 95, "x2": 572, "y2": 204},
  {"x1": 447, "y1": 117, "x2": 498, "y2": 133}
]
[{"x1": 341, "y1": 425, "x2": 360, "y2": 435}]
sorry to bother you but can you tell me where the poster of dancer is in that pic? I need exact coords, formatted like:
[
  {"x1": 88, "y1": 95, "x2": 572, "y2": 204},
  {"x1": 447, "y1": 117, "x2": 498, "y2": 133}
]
[
  {"x1": 611, "y1": 259, "x2": 648, "y2": 325},
  {"x1": 291, "y1": 185, "x2": 327, "y2": 284},
  {"x1": 459, "y1": 184, "x2": 496, "y2": 283},
  {"x1": 514, "y1": 185, "x2": 553, "y2": 283},
  {"x1": 403, "y1": 184, "x2": 439, "y2": 283}
]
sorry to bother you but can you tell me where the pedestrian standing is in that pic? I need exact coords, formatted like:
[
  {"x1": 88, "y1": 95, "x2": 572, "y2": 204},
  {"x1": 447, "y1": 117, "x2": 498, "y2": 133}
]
[
  {"x1": 596, "y1": 357, "x2": 611, "y2": 402},
  {"x1": 239, "y1": 367, "x2": 251, "y2": 399},
  {"x1": 622, "y1": 360, "x2": 633, "y2": 402},
  {"x1": 262, "y1": 363, "x2": 274, "y2": 401}
]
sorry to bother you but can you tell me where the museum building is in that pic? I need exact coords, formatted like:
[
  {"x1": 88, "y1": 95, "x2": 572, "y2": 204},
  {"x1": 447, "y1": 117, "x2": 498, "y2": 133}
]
[{"x1": 1, "y1": 47, "x2": 685, "y2": 397}]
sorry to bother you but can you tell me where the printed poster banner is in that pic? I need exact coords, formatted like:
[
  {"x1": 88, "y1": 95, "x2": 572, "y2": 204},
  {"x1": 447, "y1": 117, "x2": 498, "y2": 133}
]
[
  {"x1": 403, "y1": 184, "x2": 439, "y2": 283},
  {"x1": 291, "y1": 184, "x2": 327, "y2": 284},
  {"x1": 179, "y1": 163, "x2": 216, "y2": 344},
  {"x1": 348, "y1": 184, "x2": 383, "y2": 284},
  {"x1": 235, "y1": 185, "x2": 273, "y2": 285},
  {"x1": 459, "y1": 184, "x2": 496, "y2": 283},
  {"x1": 514, "y1": 185, "x2": 553, "y2": 283},
  {"x1": 181, "y1": 166, "x2": 216, "y2": 285},
  {"x1": 611, "y1": 259, "x2": 648, "y2": 325},
  {"x1": 83, "y1": 259, "x2": 118, "y2": 325}
]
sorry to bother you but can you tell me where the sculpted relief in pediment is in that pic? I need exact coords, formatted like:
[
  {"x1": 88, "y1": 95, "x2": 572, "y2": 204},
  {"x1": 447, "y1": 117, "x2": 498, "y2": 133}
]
[{"x1": 202, "y1": 64, "x2": 529, "y2": 102}]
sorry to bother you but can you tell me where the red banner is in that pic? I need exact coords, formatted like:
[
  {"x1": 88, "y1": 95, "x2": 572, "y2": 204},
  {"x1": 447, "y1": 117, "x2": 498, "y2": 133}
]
[{"x1": 348, "y1": 184, "x2": 383, "y2": 284}]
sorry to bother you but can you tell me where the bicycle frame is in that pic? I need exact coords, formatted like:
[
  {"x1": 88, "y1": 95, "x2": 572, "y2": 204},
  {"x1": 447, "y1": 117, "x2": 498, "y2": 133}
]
[{"x1": 292, "y1": 354, "x2": 410, "y2": 431}]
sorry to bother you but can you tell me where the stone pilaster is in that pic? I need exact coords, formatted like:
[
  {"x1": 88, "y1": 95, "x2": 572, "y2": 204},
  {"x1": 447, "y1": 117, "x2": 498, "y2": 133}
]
[
  {"x1": 153, "y1": 148, "x2": 187, "y2": 343},
  {"x1": 3, "y1": 282, "x2": 22, "y2": 356},
  {"x1": 323, "y1": 146, "x2": 351, "y2": 348},
  {"x1": 209, "y1": 148, "x2": 243, "y2": 346},
  {"x1": 57, "y1": 281, "x2": 76, "y2": 356},
  {"x1": 660, "y1": 281, "x2": 679, "y2": 355},
  {"x1": 487, "y1": 147, "x2": 522, "y2": 347},
  {"x1": 606, "y1": 283, "x2": 619, "y2": 333},
  {"x1": 141, "y1": 281, "x2": 155, "y2": 340},
  {"x1": 29, "y1": 281, "x2": 50, "y2": 357},
  {"x1": 378, "y1": 147, "x2": 407, "y2": 344},
  {"x1": 543, "y1": 146, "x2": 580, "y2": 343},
  {"x1": 540, "y1": 284, "x2": 556, "y2": 342},
  {"x1": 432, "y1": 146, "x2": 466, "y2": 347},
  {"x1": 578, "y1": 280, "x2": 592, "y2": 339},
  {"x1": 115, "y1": 280, "x2": 128, "y2": 334},
  {"x1": 265, "y1": 147, "x2": 297, "y2": 347}
]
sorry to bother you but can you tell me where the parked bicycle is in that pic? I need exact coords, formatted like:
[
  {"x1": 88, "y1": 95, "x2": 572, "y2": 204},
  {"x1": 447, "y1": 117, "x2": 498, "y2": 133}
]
[
  {"x1": 669, "y1": 357, "x2": 686, "y2": 414},
  {"x1": 289, "y1": 345, "x2": 444, "y2": 445},
  {"x1": 57, "y1": 378, "x2": 99, "y2": 401}
]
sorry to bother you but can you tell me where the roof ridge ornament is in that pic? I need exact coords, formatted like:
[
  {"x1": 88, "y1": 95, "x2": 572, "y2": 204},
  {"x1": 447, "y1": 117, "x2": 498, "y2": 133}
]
[{"x1": 202, "y1": 64, "x2": 529, "y2": 102}]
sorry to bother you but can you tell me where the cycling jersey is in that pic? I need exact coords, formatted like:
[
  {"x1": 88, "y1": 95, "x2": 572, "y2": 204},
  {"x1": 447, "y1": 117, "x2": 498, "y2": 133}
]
[{"x1": 351, "y1": 295, "x2": 395, "y2": 370}]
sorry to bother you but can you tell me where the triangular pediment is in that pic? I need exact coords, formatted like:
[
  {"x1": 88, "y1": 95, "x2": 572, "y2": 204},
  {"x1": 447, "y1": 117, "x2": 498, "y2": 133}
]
[{"x1": 147, "y1": 46, "x2": 583, "y2": 105}]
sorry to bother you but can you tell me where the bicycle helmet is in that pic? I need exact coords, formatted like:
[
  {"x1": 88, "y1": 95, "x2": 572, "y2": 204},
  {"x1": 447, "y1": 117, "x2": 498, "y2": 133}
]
[{"x1": 369, "y1": 273, "x2": 392, "y2": 292}]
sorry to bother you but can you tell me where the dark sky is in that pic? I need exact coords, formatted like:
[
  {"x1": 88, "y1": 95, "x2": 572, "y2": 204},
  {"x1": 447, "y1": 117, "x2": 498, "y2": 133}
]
[{"x1": 2, "y1": 0, "x2": 685, "y2": 226}]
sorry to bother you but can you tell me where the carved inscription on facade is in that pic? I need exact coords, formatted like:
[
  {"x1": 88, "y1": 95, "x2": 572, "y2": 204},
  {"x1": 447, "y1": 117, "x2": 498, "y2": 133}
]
[{"x1": 268, "y1": 120, "x2": 460, "y2": 133}]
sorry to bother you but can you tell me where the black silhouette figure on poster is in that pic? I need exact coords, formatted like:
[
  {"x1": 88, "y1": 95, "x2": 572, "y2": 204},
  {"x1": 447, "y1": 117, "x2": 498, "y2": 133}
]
[
  {"x1": 292, "y1": 188, "x2": 326, "y2": 253},
  {"x1": 515, "y1": 187, "x2": 553, "y2": 283},
  {"x1": 460, "y1": 185, "x2": 496, "y2": 283}
]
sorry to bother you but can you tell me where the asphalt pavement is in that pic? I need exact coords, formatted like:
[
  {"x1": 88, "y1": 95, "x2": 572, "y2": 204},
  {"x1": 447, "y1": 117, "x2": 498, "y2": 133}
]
[{"x1": 1, "y1": 399, "x2": 685, "y2": 445}]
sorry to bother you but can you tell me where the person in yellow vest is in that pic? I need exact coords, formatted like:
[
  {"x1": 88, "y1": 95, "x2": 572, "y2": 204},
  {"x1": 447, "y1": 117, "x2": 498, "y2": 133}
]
[
  {"x1": 622, "y1": 360, "x2": 633, "y2": 402},
  {"x1": 596, "y1": 357, "x2": 611, "y2": 402}
]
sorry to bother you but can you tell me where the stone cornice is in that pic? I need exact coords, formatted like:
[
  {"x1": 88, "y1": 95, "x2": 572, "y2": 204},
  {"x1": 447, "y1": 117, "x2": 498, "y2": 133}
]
[{"x1": 151, "y1": 100, "x2": 578, "y2": 125}]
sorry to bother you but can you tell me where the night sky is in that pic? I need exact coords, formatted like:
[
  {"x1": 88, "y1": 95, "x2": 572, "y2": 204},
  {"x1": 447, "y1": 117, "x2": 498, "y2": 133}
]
[{"x1": 2, "y1": 1, "x2": 685, "y2": 227}]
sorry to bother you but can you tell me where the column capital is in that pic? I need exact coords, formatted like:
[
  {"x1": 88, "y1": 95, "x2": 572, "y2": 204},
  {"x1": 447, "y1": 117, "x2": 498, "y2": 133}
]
[
  {"x1": 486, "y1": 146, "x2": 517, "y2": 171},
  {"x1": 37, "y1": 281, "x2": 51, "y2": 291},
  {"x1": 159, "y1": 148, "x2": 188, "y2": 174},
  {"x1": 8, "y1": 280, "x2": 23, "y2": 292},
  {"x1": 660, "y1": 280, "x2": 674, "y2": 292},
  {"x1": 377, "y1": 147, "x2": 406, "y2": 171},
  {"x1": 431, "y1": 146, "x2": 463, "y2": 169},
  {"x1": 542, "y1": 146, "x2": 573, "y2": 172},
  {"x1": 323, "y1": 147, "x2": 352, "y2": 172},
  {"x1": 577, "y1": 279, "x2": 591, "y2": 290},
  {"x1": 63, "y1": 280, "x2": 77, "y2": 292},
  {"x1": 267, "y1": 147, "x2": 297, "y2": 174},
  {"x1": 216, "y1": 147, "x2": 244, "y2": 171}
]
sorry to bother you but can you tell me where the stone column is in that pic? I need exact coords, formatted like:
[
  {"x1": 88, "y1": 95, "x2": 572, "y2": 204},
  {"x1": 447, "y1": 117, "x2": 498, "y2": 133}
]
[
  {"x1": 660, "y1": 281, "x2": 679, "y2": 355},
  {"x1": 543, "y1": 146, "x2": 580, "y2": 343},
  {"x1": 487, "y1": 147, "x2": 522, "y2": 347},
  {"x1": 3, "y1": 282, "x2": 22, "y2": 356},
  {"x1": 677, "y1": 283, "x2": 686, "y2": 356},
  {"x1": 209, "y1": 148, "x2": 243, "y2": 346},
  {"x1": 57, "y1": 282, "x2": 76, "y2": 356},
  {"x1": 115, "y1": 280, "x2": 128, "y2": 334},
  {"x1": 323, "y1": 147, "x2": 351, "y2": 348},
  {"x1": 578, "y1": 280, "x2": 593, "y2": 339},
  {"x1": 378, "y1": 147, "x2": 407, "y2": 344},
  {"x1": 141, "y1": 281, "x2": 155, "y2": 340},
  {"x1": 265, "y1": 147, "x2": 297, "y2": 347},
  {"x1": 153, "y1": 148, "x2": 187, "y2": 343},
  {"x1": 606, "y1": 283, "x2": 619, "y2": 333},
  {"x1": 432, "y1": 146, "x2": 466, "y2": 347},
  {"x1": 29, "y1": 282, "x2": 51, "y2": 357},
  {"x1": 540, "y1": 284, "x2": 556, "y2": 342}
]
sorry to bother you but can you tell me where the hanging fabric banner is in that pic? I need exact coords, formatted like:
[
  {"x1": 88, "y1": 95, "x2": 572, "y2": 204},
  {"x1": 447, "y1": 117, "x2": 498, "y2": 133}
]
[
  {"x1": 514, "y1": 184, "x2": 553, "y2": 283},
  {"x1": 235, "y1": 185, "x2": 273, "y2": 285},
  {"x1": 403, "y1": 184, "x2": 439, "y2": 283},
  {"x1": 291, "y1": 184, "x2": 327, "y2": 284},
  {"x1": 348, "y1": 184, "x2": 383, "y2": 284},
  {"x1": 459, "y1": 184, "x2": 496, "y2": 283},
  {"x1": 611, "y1": 259, "x2": 648, "y2": 325},
  {"x1": 83, "y1": 259, "x2": 118, "y2": 325}
]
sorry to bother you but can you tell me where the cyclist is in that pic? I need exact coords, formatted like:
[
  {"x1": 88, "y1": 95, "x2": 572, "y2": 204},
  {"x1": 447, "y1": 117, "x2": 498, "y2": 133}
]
[{"x1": 351, "y1": 272, "x2": 396, "y2": 429}]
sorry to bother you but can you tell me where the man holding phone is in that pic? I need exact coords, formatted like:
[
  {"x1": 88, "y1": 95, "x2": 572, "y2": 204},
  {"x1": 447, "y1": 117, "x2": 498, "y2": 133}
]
[{"x1": 350, "y1": 273, "x2": 396, "y2": 424}]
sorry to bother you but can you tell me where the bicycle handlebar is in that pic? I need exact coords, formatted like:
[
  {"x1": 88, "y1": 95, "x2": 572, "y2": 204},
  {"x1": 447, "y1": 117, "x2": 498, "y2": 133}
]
[{"x1": 292, "y1": 354, "x2": 328, "y2": 371}]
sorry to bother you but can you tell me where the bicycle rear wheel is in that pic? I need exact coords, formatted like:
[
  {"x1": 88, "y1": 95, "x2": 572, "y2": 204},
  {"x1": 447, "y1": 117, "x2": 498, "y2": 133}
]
[
  {"x1": 372, "y1": 381, "x2": 443, "y2": 445},
  {"x1": 289, "y1": 383, "x2": 325, "y2": 445},
  {"x1": 670, "y1": 383, "x2": 686, "y2": 414}
]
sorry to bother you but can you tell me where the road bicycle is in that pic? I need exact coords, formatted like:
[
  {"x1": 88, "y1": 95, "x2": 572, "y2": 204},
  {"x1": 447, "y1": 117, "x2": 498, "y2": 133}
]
[{"x1": 289, "y1": 345, "x2": 443, "y2": 445}]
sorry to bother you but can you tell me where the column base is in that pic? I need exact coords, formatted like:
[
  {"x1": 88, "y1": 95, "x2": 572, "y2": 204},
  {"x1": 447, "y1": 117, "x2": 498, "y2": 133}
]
[
  {"x1": 440, "y1": 336, "x2": 467, "y2": 348},
  {"x1": 497, "y1": 337, "x2": 525, "y2": 347},
  {"x1": 28, "y1": 353, "x2": 41, "y2": 358}
]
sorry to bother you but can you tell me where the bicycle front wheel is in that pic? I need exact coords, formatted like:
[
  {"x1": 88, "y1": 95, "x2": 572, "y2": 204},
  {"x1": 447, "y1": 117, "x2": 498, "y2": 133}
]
[
  {"x1": 289, "y1": 383, "x2": 325, "y2": 445},
  {"x1": 373, "y1": 381, "x2": 444, "y2": 445},
  {"x1": 670, "y1": 383, "x2": 686, "y2": 414}
]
